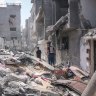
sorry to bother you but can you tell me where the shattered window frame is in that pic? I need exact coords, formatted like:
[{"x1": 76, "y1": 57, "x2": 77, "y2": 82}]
[{"x1": 61, "y1": 36, "x2": 69, "y2": 50}]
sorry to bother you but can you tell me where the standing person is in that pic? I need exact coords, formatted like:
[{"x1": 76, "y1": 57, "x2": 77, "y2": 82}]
[
  {"x1": 47, "y1": 42, "x2": 55, "y2": 66},
  {"x1": 36, "y1": 47, "x2": 41, "y2": 60},
  {"x1": 47, "y1": 42, "x2": 51, "y2": 64},
  {"x1": 49, "y1": 45, "x2": 55, "y2": 66}
]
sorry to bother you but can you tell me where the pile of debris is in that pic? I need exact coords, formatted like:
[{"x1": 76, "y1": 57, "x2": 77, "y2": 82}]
[
  {"x1": 0, "y1": 63, "x2": 59, "y2": 96},
  {"x1": 0, "y1": 49, "x2": 90, "y2": 96}
]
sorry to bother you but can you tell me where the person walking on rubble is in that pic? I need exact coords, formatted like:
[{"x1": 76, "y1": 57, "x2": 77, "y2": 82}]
[
  {"x1": 36, "y1": 47, "x2": 42, "y2": 60},
  {"x1": 47, "y1": 42, "x2": 55, "y2": 66}
]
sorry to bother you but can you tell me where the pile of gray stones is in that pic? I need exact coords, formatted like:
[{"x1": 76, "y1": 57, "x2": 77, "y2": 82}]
[
  {"x1": 0, "y1": 66, "x2": 60, "y2": 96},
  {"x1": 0, "y1": 67, "x2": 39, "y2": 96},
  {"x1": 0, "y1": 67, "x2": 31, "y2": 96}
]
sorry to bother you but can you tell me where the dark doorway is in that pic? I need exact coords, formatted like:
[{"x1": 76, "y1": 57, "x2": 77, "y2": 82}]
[
  {"x1": 94, "y1": 40, "x2": 96, "y2": 71},
  {"x1": 57, "y1": 0, "x2": 69, "y2": 8}
]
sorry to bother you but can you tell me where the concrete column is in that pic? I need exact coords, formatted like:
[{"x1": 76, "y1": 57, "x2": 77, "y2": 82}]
[
  {"x1": 81, "y1": 71, "x2": 96, "y2": 96},
  {"x1": 68, "y1": 0, "x2": 80, "y2": 28}
]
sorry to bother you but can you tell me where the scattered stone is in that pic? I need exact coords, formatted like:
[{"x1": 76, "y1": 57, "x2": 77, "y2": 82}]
[
  {"x1": 8, "y1": 81, "x2": 26, "y2": 88},
  {"x1": 0, "y1": 84, "x2": 3, "y2": 96},
  {"x1": 4, "y1": 73, "x2": 28, "y2": 85},
  {"x1": 16, "y1": 67, "x2": 26, "y2": 74},
  {"x1": 4, "y1": 87, "x2": 21, "y2": 96},
  {"x1": 34, "y1": 78, "x2": 43, "y2": 86},
  {"x1": 0, "y1": 52, "x2": 88, "y2": 96},
  {"x1": 18, "y1": 54, "x2": 33, "y2": 64},
  {"x1": 0, "y1": 68, "x2": 11, "y2": 77},
  {"x1": 5, "y1": 58, "x2": 21, "y2": 65},
  {"x1": 24, "y1": 87, "x2": 40, "y2": 95}
]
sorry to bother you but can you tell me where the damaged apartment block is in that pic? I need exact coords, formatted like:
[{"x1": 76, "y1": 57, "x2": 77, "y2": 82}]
[
  {"x1": 31, "y1": 0, "x2": 81, "y2": 66},
  {"x1": 46, "y1": 0, "x2": 81, "y2": 66},
  {"x1": 31, "y1": 0, "x2": 96, "y2": 76},
  {"x1": 30, "y1": 0, "x2": 96, "y2": 76}
]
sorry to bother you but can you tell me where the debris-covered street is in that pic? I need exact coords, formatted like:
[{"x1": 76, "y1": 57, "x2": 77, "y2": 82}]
[
  {"x1": 0, "y1": 49, "x2": 90, "y2": 96},
  {"x1": 0, "y1": 0, "x2": 96, "y2": 96}
]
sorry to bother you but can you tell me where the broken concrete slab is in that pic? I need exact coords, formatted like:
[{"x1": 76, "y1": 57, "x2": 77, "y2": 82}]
[
  {"x1": 53, "y1": 66, "x2": 90, "y2": 81},
  {"x1": 24, "y1": 86, "x2": 40, "y2": 95},
  {"x1": 0, "y1": 67, "x2": 11, "y2": 77},
  {"x1": 16, "y1": 67, "x2": 26, "y2": 74},
  {"x1": 3, "y1": 73, "x2": 28, "y2": 86},
  {"x1": 27, "y1": 54, "x2": 54, "y2": 71},
  {"x1": 5, "y1": 57, "x2": 21, "y2": 65},
  {"x1": 69, "y1": 66, "x2": 89, "y2": 78},
  {"x1": 3, "y1": 87, "x2": 25, "y2": 96},
  {"x1": 0, "y1": 51, "x2": 89, "y2": 96},
  {"x1": 34, "y1": 78, "x2": 43, "y2": 86},
  {"x1": 18, "y1": 54, "x2": 33, "y2": 64},
  {"x1": 8, "y1": 81, "x2": 27, "y2": 88},
  {"x1": 52, "y1": 79, "x2": 87, "y2": 95},
  {"x1": 0, "y1": 83, "x2": 3, "y2": 96}
]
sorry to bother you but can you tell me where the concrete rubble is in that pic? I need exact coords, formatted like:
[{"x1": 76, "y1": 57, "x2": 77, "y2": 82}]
[{"x1": 0, "y1": 49, "x2": 90, "y2": 96}]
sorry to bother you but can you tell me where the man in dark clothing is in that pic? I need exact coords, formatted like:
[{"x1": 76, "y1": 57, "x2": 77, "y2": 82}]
[{"x1": 36, "y1": 47, "x2": 41, "y2": 60}]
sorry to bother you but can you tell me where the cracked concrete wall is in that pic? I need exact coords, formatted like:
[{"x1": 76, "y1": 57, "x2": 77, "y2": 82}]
[
  {"x1": 55, "y1": 0, "x2": 68, "y2": 22},
  {"x1": 56, "y1": 30, "x2": 81, "y2": 66},
  {"x1": 56, "y1": 0, "x2": 81, "y2": 65},
  {"x1": 68, "y1": 30, "x2": 81, "y2": 66},
  {"x1": 0, "y1": 4, "x2": 21, "y2": 49},
  {"x1": 44, "y1": 0, "x2": 53, "y2": 27},
  {"x1": 33, "y1": 0, "x2": 53, "y2": 40},
  {"x1": 34, "y1": 0, "x2": 42, "y2": 15},
  {"x1": 81, "y1": 0, "x2": 96, "y2": 28},
  {"x1": 68, "y1": 0, "x2": 80, "y2": 28}
]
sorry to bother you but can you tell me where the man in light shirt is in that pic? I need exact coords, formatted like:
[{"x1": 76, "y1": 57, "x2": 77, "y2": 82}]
[{"x1": 47, "y1": 43, "x2": 55, "y2": 66}]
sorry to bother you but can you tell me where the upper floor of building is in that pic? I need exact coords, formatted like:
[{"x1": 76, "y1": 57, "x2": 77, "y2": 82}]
[{"x1": 0, "y1": 3, "x2": 21, "y2": 40}]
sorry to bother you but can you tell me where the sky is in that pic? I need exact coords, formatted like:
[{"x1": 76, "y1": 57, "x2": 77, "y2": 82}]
[{"x1": 5, "y1": 0, "x2": 32, "y2": 28}]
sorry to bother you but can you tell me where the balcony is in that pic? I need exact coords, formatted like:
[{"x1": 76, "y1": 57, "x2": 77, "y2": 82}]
[{"x1": 35, "y1": 7, "x2": 44, "y2": 23}]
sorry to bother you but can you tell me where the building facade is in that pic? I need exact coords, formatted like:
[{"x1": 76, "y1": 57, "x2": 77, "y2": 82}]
[
  {"x1": 31, "y1": 0, "x2": 52, "y2": 59},
  {"x1": 80, "y1": 0, "x2": 96, "y2": 76},
  {"x1": 0, "y1": 3, "x2": 21, "y2": 50},
  {"x1": 30, "y1": 0, "x2": 96, "y2": 76},
  {"x1": 46, "y1": 0, "x2": 81, "y2": 66},
  {"x1": 22, "y1": 3, "x2": 38, "y2": 51},
  {"x1": 30, "y1": 0, "x2": 81, "y2": 63}
]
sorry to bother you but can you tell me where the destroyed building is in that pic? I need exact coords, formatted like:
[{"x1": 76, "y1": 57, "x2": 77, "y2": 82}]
[
  {"x1": 30, "y1": 0, "x2": 81, "y2": 66},
  {"x1": 24, "y1": 0, "x2": 96, "y2": 76},
  {"x1": 46, "y1": 0, "x2": 81, "y2": 66},
  {"x1": 0, "y1": 2, "x2": 21, "y2": 50},
  {"x1": 0, "y1": 0, "x2": 96, "y2": 95},
  {"x1": 80, "y1": 0, "x2": 96, "y2": 76},
  {"x1": 24, "y1": 18, "x2": 33, "y2": 50}
]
